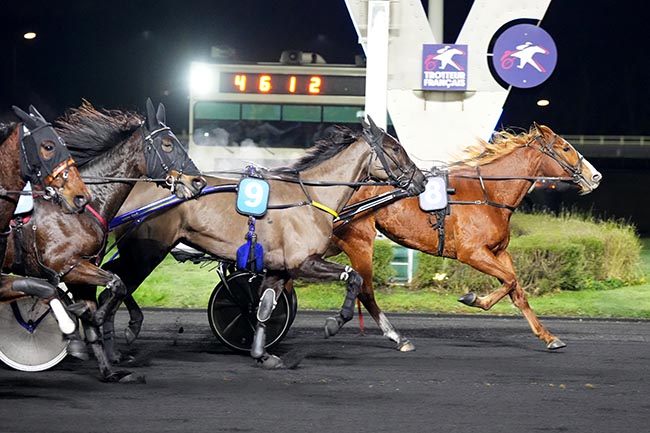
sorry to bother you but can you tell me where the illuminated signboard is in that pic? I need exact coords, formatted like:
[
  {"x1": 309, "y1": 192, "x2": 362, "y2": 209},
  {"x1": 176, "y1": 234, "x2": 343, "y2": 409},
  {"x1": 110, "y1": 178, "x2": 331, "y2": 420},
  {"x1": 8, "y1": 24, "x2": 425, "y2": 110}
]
[{"x1": 219, "y1": 72, "x2": 365, "y2": 96}]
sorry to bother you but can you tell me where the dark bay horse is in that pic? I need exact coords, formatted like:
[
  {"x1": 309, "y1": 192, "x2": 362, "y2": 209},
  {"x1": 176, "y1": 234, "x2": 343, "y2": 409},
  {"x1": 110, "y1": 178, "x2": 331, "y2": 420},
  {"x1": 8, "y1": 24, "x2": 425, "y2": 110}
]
[
  {"x1": 0, "y1": 106, "x2": 90, "y2": 343},
  {"x1": 103, "y1": 122, "x2": 426, "y2": 368},
  {"x1": 1, "y1": 100, "x2": 205, "y2": 381},
  {"x1": 329, "y1": 123, "x2": 602, "y2": 351}
]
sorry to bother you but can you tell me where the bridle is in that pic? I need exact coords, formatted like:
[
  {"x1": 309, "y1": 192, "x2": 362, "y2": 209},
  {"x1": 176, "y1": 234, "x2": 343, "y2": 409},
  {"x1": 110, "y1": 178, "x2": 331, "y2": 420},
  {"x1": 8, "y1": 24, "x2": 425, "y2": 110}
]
[
  {"x1": 361, "y1": 123, "x2": 418, "y2": 190},
  {"x1": 528, "y1": 133, "x2": 587, "y2": 185},
  {"x1": 18, "y1": 123, "x2": 76, "y2": 202},
  {"x1": 143, "y1": 124, "x2": 201, "y2": 191}
]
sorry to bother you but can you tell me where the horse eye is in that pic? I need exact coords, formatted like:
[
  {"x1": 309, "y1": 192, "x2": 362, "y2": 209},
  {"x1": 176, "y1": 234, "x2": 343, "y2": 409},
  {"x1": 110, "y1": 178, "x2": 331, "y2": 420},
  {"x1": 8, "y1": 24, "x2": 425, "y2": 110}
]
[
  {"x1": 562, "y1": 146, "x2": 570, "y2": 152},
  {"x1": 41, "y1": 141, "x2": 55, "y2": 152},
  {"x1": 161, "y1": 138, "x2": 174, "y2": 153}
]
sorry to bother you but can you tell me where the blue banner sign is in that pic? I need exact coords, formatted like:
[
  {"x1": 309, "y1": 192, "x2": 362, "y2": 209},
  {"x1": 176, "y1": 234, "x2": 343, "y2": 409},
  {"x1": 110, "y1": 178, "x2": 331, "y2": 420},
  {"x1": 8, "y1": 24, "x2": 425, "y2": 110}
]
[
  {"x1": 492, "y1": 24, "x2": 557, "y2": 88},
  {"x1": 422, "y1": 44, "x2": 468, "y2": 91}
]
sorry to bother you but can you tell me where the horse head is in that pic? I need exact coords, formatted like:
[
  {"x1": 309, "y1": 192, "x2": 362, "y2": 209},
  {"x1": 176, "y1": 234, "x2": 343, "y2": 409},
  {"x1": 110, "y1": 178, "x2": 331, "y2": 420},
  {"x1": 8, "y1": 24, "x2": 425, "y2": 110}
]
[
  {"x1": 144, "y1": 98, "x2": 206, "y2": 199},
  {"x1": 12, "y1": 105, "x2": 91, "y2": 213},
  {"x1": 532, "y1": 122, "x2": 602, "y2": 195},
  {"x1": 361, "y1": 116, "x2": 426, "y2": 196}
]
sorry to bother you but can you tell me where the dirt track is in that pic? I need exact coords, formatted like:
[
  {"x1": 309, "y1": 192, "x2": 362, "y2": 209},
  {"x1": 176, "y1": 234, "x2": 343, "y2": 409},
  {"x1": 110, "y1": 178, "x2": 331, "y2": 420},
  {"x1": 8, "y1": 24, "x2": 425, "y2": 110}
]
[{"x1": 1, "y1": 309, "x2": 649, "y2": 433}]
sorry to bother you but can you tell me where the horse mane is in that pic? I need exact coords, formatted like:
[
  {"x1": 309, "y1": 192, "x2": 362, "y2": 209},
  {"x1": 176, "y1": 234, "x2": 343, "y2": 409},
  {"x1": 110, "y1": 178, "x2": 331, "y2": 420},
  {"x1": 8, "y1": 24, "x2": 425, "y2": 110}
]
[
  {"x1": 272, "y1": 125, "x2": 359, "y2": 173},
  {"x1": 55, "y1": 101, "x2": 144, "y2": 166},
  {"x1": 454, "y1": 127, "x2": 535, "y2": 166},
  {"x1": 0, "y1": 122, "x2": 17, "y2": 143}
]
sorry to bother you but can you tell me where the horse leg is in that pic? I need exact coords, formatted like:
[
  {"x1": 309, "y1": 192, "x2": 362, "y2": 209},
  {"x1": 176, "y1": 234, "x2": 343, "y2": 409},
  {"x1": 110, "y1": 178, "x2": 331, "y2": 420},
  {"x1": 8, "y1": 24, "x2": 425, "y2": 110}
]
[
  {"x1": 335, "y1": 234, "x2": 414, "y2": 351},
  {"x1": 288, "y1": 254, "x2": 363, "y2": 339},
  {"x1": 64, "y1": 265, "x2": 144, "y2": 383},
  {"x1": 457, "y1": 248, "x2": 565, "y2": 349},
  {"x1": 246, "y1": 272, "x2": 287, "y2": 368},
  {"x1": 123, "y1": 295, "x2": 144, "y2": 345},
  {"x1": 100, "y1": 241, "x2": 168, "y2": 351}
]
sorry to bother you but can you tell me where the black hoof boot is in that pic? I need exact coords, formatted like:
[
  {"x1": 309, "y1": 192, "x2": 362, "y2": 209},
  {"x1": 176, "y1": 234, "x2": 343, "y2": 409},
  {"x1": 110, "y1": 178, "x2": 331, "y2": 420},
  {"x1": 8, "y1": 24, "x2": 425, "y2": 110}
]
[
  {"x1": 458, "y1": 292, "x2": 477, "y2": 306},
  {"x1": 102, "y1": 370, "x2": 146, "y2": 384},
  {"x1": 65, "y1": 337, "x2": 89, "y2": 361}
]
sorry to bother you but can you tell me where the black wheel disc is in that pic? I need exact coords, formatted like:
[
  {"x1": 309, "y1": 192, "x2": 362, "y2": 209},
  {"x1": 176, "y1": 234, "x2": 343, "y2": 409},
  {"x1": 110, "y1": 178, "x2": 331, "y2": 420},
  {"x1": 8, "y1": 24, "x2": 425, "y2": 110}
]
[{"x1": 207, "y1": 271, "x2": 292, "y2": 353}]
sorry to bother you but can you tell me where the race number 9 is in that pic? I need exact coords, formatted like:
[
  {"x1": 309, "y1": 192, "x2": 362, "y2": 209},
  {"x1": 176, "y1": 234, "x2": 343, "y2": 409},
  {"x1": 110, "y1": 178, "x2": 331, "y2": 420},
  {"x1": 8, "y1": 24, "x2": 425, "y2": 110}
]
[
  {"x1": 418, "y1": 176, "x2": 448, "y2": 211},
  {"x1": 237, "y1": 178, "x2": 270, "y2": 217}
]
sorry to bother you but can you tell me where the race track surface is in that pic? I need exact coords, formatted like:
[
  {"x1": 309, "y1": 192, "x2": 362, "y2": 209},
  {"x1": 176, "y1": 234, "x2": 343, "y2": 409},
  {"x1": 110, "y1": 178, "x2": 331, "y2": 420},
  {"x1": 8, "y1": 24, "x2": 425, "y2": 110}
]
[{"x1": 1, "y1": 309, "x2": 649, "y2": 433}]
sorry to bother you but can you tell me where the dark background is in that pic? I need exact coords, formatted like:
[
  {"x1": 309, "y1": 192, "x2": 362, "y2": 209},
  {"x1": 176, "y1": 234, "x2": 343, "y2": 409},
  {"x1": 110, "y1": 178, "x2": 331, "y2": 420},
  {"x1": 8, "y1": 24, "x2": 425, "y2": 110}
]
[
  {"x1": 2, "y1": 0, "x2": 647, "y2": 135},
  {"x1": 2, "y1": 0, "x2": 648, "y2": 232}
]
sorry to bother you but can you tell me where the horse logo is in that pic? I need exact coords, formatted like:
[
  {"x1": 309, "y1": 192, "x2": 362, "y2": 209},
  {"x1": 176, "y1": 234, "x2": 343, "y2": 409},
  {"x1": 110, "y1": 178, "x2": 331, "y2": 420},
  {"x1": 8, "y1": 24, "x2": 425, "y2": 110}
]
[
  {"x1": 424, "y1": 45, "x2": 466, "y2": 71},
  {"x1": 500, "y1": 41, "x2": 550, "y2": 72},
  {"x1": 491, "y1": 24, "x2": 557, "y2": 89}
]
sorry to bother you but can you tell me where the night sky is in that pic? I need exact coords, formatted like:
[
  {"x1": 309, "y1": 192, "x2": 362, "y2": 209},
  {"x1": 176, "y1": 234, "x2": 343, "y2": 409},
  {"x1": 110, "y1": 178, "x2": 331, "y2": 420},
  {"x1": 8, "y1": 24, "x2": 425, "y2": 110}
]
[{"x1": 1, "y1": 0, "x2": 648, "y2": 136}]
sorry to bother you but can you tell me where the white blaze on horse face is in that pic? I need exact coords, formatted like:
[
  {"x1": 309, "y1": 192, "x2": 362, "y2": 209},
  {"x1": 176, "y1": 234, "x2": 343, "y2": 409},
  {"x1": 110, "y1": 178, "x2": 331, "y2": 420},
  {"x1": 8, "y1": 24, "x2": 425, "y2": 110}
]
[{"x1": 575, "y1": 149, "x2": 602, "y2": 194}]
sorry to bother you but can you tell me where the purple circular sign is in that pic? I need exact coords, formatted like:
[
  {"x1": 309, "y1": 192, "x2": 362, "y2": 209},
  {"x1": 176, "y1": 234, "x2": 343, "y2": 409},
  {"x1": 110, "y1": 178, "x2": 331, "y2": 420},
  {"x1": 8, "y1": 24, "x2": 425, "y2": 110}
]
[{"x1": 492, "y1": 24, "x2": 557, "y2": 89}]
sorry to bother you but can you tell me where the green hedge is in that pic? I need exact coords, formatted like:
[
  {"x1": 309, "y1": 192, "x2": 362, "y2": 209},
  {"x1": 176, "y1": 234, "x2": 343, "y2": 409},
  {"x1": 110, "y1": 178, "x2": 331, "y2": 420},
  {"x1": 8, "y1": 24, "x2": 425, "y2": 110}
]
[
  {"x1": 329, "y1": 238, "x2": 396, "y2": 288},
  {"x1": 409, "y1": 211, "x2": 642, "y2": 295}
]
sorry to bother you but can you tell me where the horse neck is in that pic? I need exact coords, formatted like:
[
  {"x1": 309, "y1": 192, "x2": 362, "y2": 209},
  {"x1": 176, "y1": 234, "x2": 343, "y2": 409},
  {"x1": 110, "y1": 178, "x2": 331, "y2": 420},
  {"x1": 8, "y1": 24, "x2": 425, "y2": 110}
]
[
  {"x1": 80, "y1": 130, "x2": 146, "y2": 221},
  {"x1": 299, "y1": 139, "x2": 372, "y2": 212},
  {"x1": 0, "y1": 127, "x2": 25, "y2": 231},
  {"x1": 468, "y1": 146, "x2": 545, "y2": 208}
]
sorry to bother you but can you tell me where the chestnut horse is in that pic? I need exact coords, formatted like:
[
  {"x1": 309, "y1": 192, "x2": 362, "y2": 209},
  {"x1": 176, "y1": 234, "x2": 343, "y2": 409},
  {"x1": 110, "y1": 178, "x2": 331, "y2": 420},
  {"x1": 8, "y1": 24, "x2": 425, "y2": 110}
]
[
  {"x1": 1, "y1": 100, "x2": 206, "y2": 381},
  {"x1": 0, "y1": 106, "x2": 90, "y2": 344},
  {"x1": 329, "y1": 123, "x2": 602, "y2": 351},
  {"x1": 101, "y1": 121, "x2": 426, "y2": 368}
]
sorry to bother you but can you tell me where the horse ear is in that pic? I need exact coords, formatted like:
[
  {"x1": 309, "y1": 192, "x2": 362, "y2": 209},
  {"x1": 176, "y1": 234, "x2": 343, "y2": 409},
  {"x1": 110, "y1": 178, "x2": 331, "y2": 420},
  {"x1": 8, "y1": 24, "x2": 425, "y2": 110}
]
[
  {"x1": 28, "y1": 105, "x2": 48, "y2": 126},
  {"x1": 12, "y1": 105, "x2": 37, "y2": 129},
  {"x1": 533, "y1": 121, "x2": 545, "y2": 136},
  {"x1": 156, "y1": 103, "x2": 166, "y2": 125},
  {"x1": 366, "y1": 115, "x2": 382, "y2": 136},
  {"x1": 360, "y1": 116, "x2": 370, "y2": 130},
  {"x1": 146, "y1": 98, "x2": 158, "y2": 129}
]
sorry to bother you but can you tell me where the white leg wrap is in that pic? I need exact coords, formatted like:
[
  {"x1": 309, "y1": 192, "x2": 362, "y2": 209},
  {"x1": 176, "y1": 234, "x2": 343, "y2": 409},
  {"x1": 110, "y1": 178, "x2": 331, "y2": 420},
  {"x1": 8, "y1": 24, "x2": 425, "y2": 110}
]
[
  {"x1": 50, "y1": 298, "x2": 76, "y2": 335},
  {"x1": 256, "y1": 288, "x2": 277, "y2": 323}
]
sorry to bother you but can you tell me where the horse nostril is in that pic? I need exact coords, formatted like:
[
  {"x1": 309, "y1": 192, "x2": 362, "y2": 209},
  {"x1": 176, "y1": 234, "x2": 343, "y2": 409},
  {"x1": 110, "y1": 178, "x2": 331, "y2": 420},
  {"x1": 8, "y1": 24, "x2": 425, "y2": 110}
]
[
  {"x1": 592, "y1": 172, "x2": 603, "y2": 183},
  {"x1": 74, "y1": 195, "x2": 88, "y2": 209},
  {"x1": 193, "y1": 177, "x2": 207, "y2": 190}
]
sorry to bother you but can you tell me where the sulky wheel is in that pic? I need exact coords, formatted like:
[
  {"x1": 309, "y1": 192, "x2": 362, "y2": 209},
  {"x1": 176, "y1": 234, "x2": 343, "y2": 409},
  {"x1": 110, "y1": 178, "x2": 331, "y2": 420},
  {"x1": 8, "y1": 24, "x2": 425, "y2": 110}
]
[
  {"x1": 0, "y1": 284, "x2": 76, "y2": 372},
  {"x1": 207, "y1": 270, "x2": 293, "y2": 354}
]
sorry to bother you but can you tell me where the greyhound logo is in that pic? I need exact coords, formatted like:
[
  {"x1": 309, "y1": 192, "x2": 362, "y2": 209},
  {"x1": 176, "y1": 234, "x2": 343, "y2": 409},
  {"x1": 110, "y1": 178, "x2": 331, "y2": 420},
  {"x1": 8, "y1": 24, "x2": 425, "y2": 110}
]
[
  {"x1": 492, "y1": 24, "x2": 557, "y2": 89},
  {"x1": 422, "y1": 44, "x2": 468, "y2": 91}
]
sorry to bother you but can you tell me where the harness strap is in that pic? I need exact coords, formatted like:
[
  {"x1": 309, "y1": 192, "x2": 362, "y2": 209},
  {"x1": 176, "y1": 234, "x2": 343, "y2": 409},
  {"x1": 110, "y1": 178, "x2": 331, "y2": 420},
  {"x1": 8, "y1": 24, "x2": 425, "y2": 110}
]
[
  {"x1": 86, "y1": 204, "x2": 109, "y2": 232},
  {"x1": 310, "y1": 201, "x2": 339, "y2": 218},
  {"x1": 0, "y1": 228, "x2": 10, "y2": 269}
]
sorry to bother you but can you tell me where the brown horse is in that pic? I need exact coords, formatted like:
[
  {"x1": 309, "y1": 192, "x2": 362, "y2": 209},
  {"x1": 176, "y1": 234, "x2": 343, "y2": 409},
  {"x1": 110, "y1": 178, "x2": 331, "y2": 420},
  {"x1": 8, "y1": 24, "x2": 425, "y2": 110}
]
[
  {"x1": 101, "y1": 121, "x2": 426, "y2": 368},
  {"x1": 1, "y1": 100, "x2": 206, "y2": 381},
  {"x1": 328, "y1": 123, "x2": 602, "y2": 351},
  {"x1": 0, "y1": 105, "x2": 90, "y2": 344}
]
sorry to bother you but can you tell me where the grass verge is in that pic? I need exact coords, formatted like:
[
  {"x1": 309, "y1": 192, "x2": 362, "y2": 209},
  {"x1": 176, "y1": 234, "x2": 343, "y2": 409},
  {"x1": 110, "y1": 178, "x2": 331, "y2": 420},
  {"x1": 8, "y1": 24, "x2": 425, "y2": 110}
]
[{"x1": 132, "y1": 238, "x2": 650, "y2": 319}]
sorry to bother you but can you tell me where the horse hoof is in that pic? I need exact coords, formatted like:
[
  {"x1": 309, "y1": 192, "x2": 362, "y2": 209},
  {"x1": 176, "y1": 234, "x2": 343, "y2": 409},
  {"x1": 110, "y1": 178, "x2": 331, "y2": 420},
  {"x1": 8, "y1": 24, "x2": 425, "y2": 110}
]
[
  {"x1": 255, "y1": 354, "x2": 285, "y2": 370},
  {"x1": 547, "y1": 339, "x2": 567, "y2": 350},
  {"x1": 66, "y1": 339, "x2": 89, "y2": 361},
  {"x1": 397, "y1": 340, "x2": 416, "y2": 352},
  {"x1": 102, "y1": 370, "x2": 146, "y2": 384},
  {"x1": 124, "y1": 327, "x2": 138, "y2": 345},
  {"x1": 324, "y1": 317, "x2": 340, "y2": 338},
  {"x1": 119, "y1": 373, "x2": 146, "y2": 384},
  {"x1": 458, "y1": 292, "x2": 477, "y2": 306}
]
